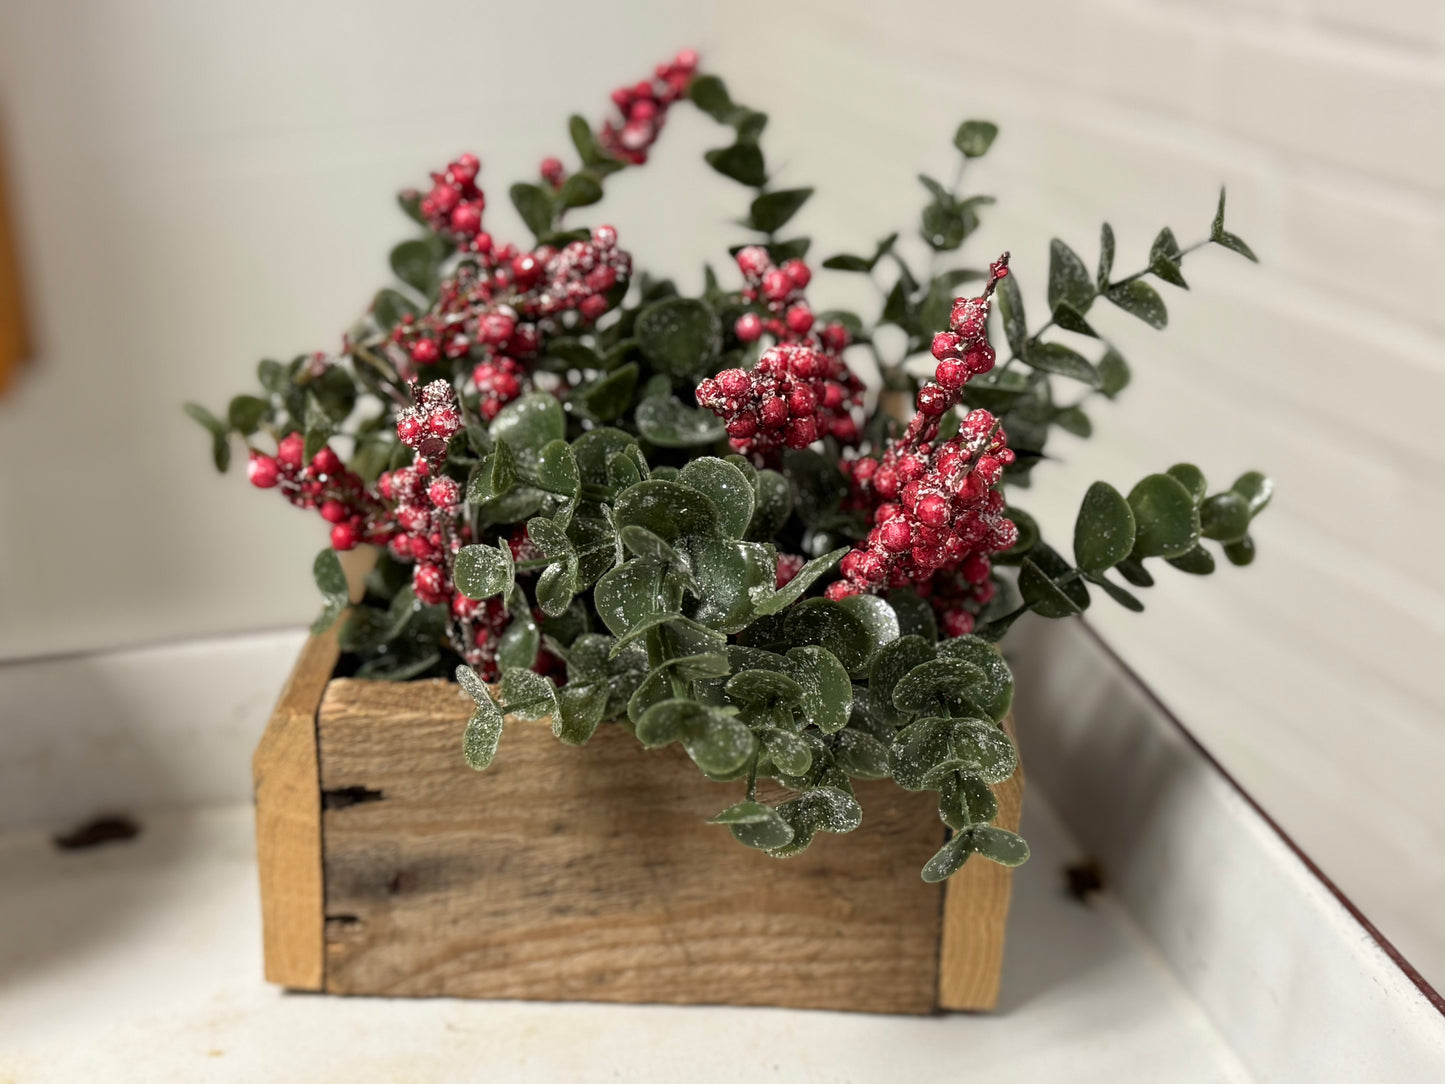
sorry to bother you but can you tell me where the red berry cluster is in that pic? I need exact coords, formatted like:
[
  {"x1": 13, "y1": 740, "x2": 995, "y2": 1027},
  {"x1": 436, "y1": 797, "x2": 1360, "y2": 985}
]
[
  {"x1": 598, "y1": 50, "x2": 699, "y2": 165},
  {"x1": 901, "y1": 254, "x2": 1010, "y2": 449},
  {"x1": 825, "y1": 257, "x2": 1020, "y2": 633},
  {"x1": 246, "y1": 432, "x2": 388, "y2": 552},
  {"x1": 396, "y1": 379, "x2": 463, "y2": 463},
  {"x1": 419, "y1": 154, "x2": 485, "y2": 240},
  {"x1": 528, "y1": 226, "x2": 629, "y2": 322},
  {"x1": 829, "y1": 413, "x2": 1018, "y2": 605},
  {"x1": 731, "y1": 246, "x2": 850, "y2": 355},
  {"x1": 391, "y1": 225, "x2": 629, "y2": 415},
  {"x1": 696, "y1": 342, "x2": 864, "y2": 458}
]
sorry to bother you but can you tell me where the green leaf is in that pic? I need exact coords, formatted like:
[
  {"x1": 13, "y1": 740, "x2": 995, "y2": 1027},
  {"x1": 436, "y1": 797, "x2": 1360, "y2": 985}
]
[
  {"x1": 968, "y1": 825, "x2": 1030, "y2": 866},
  {"x1": 689, "y1": 712, "x2": 757, "y2": 775},
  {"x1": 1051, "y1": 302, "x2": 1097, "y2": 338},
  {"x1": 635, "y1": 298, "x2": 721, "y2": 381},
  {"x1": 227, "y1": 394, "x2": 268, "y2": 435},
  {"x1": 1215, "y1": 230, "x2": 1258, "y2": 263},
  {"x1": 575, "y1": 363, "x2": 638, "y2": 422},
  {"x1": 688, "y1": 74, "x2": 734, "y2": 120},
  {"x1": 993, "y1": 272, "x2": 1028, "y2": 357},
  {"x1": 1128, "y1": 473, "x2": 1201, "y2": 559},
  {"x1": 836, "y1": 594, "x2": 901, "y2": 664},
  {"x1": 785, "y1": 646, "x2": 852, "y2": 734},
  {"x1": 535, "y1": 439, "x2": 581, "y2": 498},
  {"x1": 1048, "y1": 239, "x2": 1095, "y2": 314},
  {"x1": 310, "y1": 548, "x2": 349, "y2": 634},
  {"x1": 389, "y1": 239, "x2": 440, "y2": 297},
  {"x1": 536, "y1": 561, "x2": 579, "y2": 617},
  {"x1": 1116, "y1": 557, "x2": 1154, "y2": 588},
  {"x1": 613, "y1": 479, "x2": 722, "y2": 544},
  {"x1": 1098, "y1": 348, "x2": 1130, "y2": 398},
  {"x1": 1197, "y1": 492, "x2": 1249, "y2": 546},
  {"x1": 747, "y1": 469, "x2": 793, "y2": 542},
  {"x1": 725, "y1": 669, "x2": 804, "y2": 708},
  {"x1": 1211, "y1": 188, "x2": 1259, "y2": 262},
  {"x1": 1106, "y1": 280, "x2": 1168, "y2": 329},
  {"x1": 769, "y1": 786, "x2": 862, "y2": 857},
  {"x1": 712, "y1": 801, "x2": 795, "y2": 851},
  {"x1": 678, "y1": 458, "x2": 755, "y2": 540},
  {"x1": 691, "y1": 539, "x2": 773, "y2": 634},
  {"x1": 635, "y1": 394, "x2": 727, "y2": 447},
  {"x1": 822, "y1": 253, "x2": 872, "y2": 272},
  {"x1": 1167, "y1": 462, "x2": 1208, "y2": 504},
  {"x1": 1019, "y1": 557, "x2": 1085, "y2": 618},
  {"x1": 890, "y1": 717, "x2": 958, "y2": 790},
  {"x1": 922, "y1": 833, "x2": 971, "y2": 883},
  {"x1": 953, "y1": 119, "x2": 999, "y2": 158},
  {"x1": 1054, "y1": 405, "x2": 1092, "y2": 437},
  {"x1": 1097, "y1": 222, "x2": 1116, "y2": 290},
  {"x1": 184, "y1": 403, "x2": 231, "y2": 472},
  {"x1": 1166, "y1": 544, "x2": 1216, "y2": 575},
  {"x1": 921, "y1": 200, "x2": 968, "y2": 252},
  {"x1": 510, "y1": 182, "x2": 554, "y2": 237},
  {"x1": 497, "y1": 614, "x2": 540, "y2": 671},
  {"x1": 868, "y1": 635, "x2": 937, "y2": 728},
  {"x1": 892, "y1": 658, "x2": 987, "y2": 715},
  {"x1": 1086, "y1": 570, "x2": 1145, "y2": 612},
  {"x1": 372, "y1": 287, "x2": 418, "y2": 331},
  {"x1": 554, "y1": 682, "x2": 608, "y2": 745},
  {"x1": 573, "y1": 427, "x2": 638, "y2": 484},
  {"x1": 1231, "y1": 471, "x2": 1274, "y2": 517},
  {"x1": 784, "y1": 599, "x2": 879, "y2": 677},
  {"x1": 469, "y1": 439, "x2": 518, "y2": 504},
  {"x1": 705, "y1": 143, "x2": 767, "y2": 187},
  {"x1": 886, "y1": 589, "x2": 939, "y2": 642},
  {"x1": 934, "y1": 636, "x2": 1014, "y2": 722},
  {"x1": 455, "y1": 663, "x2": 492, "y2": 706},
  {"x1": 752, "y1": 546, "x2": 848, "y2": 616},
  {"x1": 499, "y1": 668, "x2": 559, "y2": 723},
  {"x1": 462, "y1": 697, "x2": 505, "y2": 770},
  {"x1": 834, "y1": 728, "x2": 891, "y2": 779},
  {"x1": 1224, "y1": 536, "x2": 1256, "y2": 566},
  {"x1": 1149, "y1": 227, "x2": 1188, "y2": 288},
  {"x1": 558, "y1": 172, "x2": 603, "y2": 209},
  {"x1": 489, "y1": 393, "x2": 565, "y2": 461},
  {"x1": 1074, "y1": 481, "x2": 1137, "y2": 572},
  {"x1": 593, "y1": 558, "x2": 663, "y2": 637},
  {"x1": 1023, "y1": 341, "x2": 1101, "y2": 387},
  {"x1": 454, "y1": 542, "x2": 513, "y2": 600},
  {"x1": 568, "y1": 114, "x2": 612, "y2": 167},
  {"x1": 749, "y1": 188, "x2": 813, "y2": 234}
]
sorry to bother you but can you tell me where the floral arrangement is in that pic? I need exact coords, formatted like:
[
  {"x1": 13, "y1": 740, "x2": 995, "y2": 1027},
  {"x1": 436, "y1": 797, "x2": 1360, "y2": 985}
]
[{"x1": 188, "y1": 50, "x2": 1270, "y2": 882}]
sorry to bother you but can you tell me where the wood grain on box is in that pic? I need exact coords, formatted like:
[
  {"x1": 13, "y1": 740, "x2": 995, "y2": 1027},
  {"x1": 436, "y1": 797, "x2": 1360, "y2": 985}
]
[{"x1": 254, "y1": 636, "x2": 1023, "y2": 1013}]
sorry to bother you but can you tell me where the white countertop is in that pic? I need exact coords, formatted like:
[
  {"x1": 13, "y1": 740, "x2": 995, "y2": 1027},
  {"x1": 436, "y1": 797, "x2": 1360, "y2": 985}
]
[
  {"x1": 0, "y1": 797, "x2": 1246, "y2": 1083},
  {"x1": 4, "y1": 623, "x2": 1443, "y2": 1082}
]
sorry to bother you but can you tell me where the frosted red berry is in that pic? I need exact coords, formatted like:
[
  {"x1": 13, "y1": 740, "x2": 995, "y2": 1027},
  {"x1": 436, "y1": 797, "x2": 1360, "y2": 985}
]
[{"x1": 247, "y1": 453, "x2": 280, "y2": 489}]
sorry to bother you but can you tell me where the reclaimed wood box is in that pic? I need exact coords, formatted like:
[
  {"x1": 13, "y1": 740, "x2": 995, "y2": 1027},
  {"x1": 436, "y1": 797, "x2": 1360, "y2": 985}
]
[{"x1": 253, "y1": 626, "x2": 1024, "y2": 1015}]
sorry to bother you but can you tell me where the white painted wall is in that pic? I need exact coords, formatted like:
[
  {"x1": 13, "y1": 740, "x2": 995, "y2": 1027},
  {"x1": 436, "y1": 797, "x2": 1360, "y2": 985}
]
[{"x1": 1, "y1": 1, "x2": 1442, "y2": 986}]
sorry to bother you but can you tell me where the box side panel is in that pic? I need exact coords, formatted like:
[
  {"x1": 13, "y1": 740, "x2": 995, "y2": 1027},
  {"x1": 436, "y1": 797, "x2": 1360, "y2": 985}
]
[
  {"x1": 251, "y1": 627, "x2": 338, "y2": 990},
  {"x1": 936, "y1": 720, "x2": 1024, "y2": 1012},
  {"x1": 316, "y1": 678, "x2": 951, "y2": 1014}
]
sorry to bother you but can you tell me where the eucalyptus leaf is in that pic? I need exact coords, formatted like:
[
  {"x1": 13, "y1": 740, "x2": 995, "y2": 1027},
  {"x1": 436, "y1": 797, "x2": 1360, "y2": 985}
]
[
  {"x1": 1073, "y1": 481, "x2": 1136, "y2": 573},
  {"x1": 1128, "y1": 473, "x2": 1201, "y2": 559}
]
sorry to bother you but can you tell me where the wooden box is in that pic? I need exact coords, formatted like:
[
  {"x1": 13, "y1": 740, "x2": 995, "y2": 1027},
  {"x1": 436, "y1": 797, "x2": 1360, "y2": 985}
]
[{"x1": 253, "y1": 626, "x2": 1024, "y2": 1015}]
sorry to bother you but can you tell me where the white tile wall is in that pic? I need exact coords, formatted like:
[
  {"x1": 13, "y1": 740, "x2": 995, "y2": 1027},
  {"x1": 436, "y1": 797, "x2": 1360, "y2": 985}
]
[{"x1": 0, "y1": 0, "x2": 1440, "y2": 988}]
